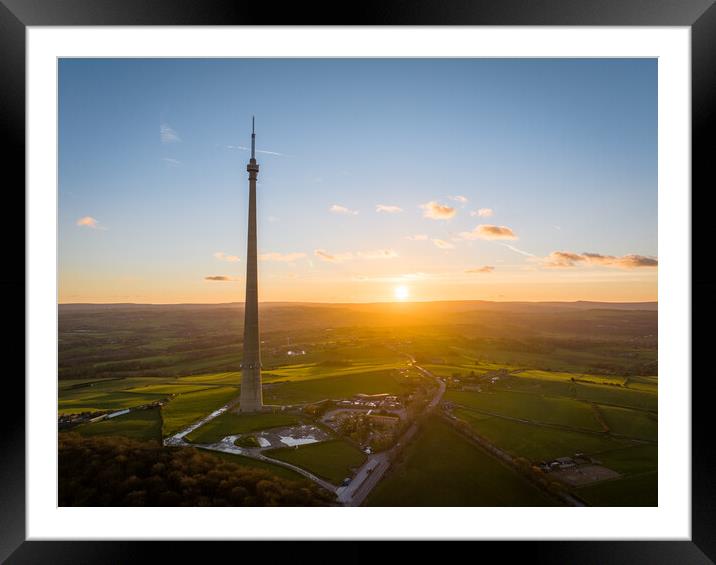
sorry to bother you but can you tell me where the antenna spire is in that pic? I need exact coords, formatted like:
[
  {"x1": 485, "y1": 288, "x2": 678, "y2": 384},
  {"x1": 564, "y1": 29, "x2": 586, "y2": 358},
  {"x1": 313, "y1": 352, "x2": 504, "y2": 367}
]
[{"x1": 251, "y1": 116, "x2": 256, "y2": 160}]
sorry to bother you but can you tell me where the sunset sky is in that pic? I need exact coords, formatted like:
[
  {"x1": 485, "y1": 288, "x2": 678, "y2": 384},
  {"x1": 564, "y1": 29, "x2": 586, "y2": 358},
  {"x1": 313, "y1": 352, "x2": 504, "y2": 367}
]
[{"x1": 58, "y1": 58, "x2": 657, "y2": 303}]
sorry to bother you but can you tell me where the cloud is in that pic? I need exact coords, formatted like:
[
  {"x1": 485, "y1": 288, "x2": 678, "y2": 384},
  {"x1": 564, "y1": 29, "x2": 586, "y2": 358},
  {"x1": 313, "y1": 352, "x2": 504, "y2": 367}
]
[
  {"x1": 544, "y1": 251, "x2": 658, "y2": 268},
  {"x1": 330, "y1": 204, "x2": 359, "y2": 216},
  {"x1": 204, "y1": 275, "x2": 235, "y2": 281},
  {"x1": 405, "y1": 234, "x2": 429, "y2": 241},
  {"x1": 460, "y1": 224, "x2": 518, "y2": 241},
  {"x1": 76, "y1": 216, "x2": 105, "y2": 230},
  {"x1": 471, "y1": 208, "x2": 494, "y2": 217},
  {"x1": 432, "y1": 239, "x2": 455, "y2": 249},
  {"x1": 313, "y1": 248, "x2": 398, "y2": 262},
  {"x1": 466, "y1": 266, "x2": 495, "y2": 274},
  {"x1": 544, "y1": 251, "x2": 585, "y2": 267},
  {"x1": 376, "y1": 204, "x2": 403, "y2": 214},
  {"x1": 162, "y1": 157, "x2": 181, "y2": 166},
  {"x1": 357, "y1": 249, "x2": 399, "y2": 260},
  {"x1": 227, "y1": 145, "x2": 285, "y2": 157},
  {"x1": 612, "y1": 254, "x2": 659, "y2": 268},
  {"x1": 450, "y1": 195, "x2": 468, "y2": 204},
  {"x1": 213, "y1": 251, "x2": 240, "y2": 263},
  {"x1": 314, "y1": 249, "x2": 351, "y2": 263},
  {"x1": 420, "y1": 201, "x2": 456, "y2": 220},
  {"x1": 260, "y1": 252, "x2": 307, "y2": 262},
  {"x1": 160, "y1": 123, "x2": 180, "y2": 143},
  {"x1": 503, "y1": 243, "x2": 535, "y2": 257}
]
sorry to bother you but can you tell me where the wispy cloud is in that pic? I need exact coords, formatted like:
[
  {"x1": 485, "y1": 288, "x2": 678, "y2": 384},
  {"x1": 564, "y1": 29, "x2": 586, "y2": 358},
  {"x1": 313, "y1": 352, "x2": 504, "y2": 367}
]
[
  {"x1": 314, "y1": 249, "x2": 352, "y2": 263},
  {"x1": 76, "y1": 216, "x2": 106, "y2": 230},
  {"x1": 330, "y1": 204, "x2": 359, "y2": 216},
  {"x1": 432, "y1": 239, "x2": 455, "y2": 249},
  {"x1": 314, "y1": 248, "x2": 398, "y2": 262},
  {"x1": 450, "y1": 195, "x2": 468, "y2": 204},
  {"x1": 357, "y1": 249, "x2": 399, "y2": 260},
  {"x1": 227, "y1": 145, "x2": 286, "y2": 157},
  {"x1": 160, "y1": 123, "x2": 180, "y2": 144},
  {"x1": 213, "y1": 251, "x2": 240, "y2": 263},
  {"x1": 260, "y1": 252, "x2": 307, "y2": 262},
  {"x1": 204, "y1": 275, "x2": 235, "y2": 282},
  {"x1": 543, "y1": 251, "x2": 658, "y2": 268},
  {"x1": 405, "y1": 234, "x2": 429, "y2": 241},
  {"x1": 162, "y1": 157, "x2": 181, "y2": 166},
  {"x1": 466, "y1": 266, "x2": 495, "y2": 274},
  {"x1": 503, "y1": 243, "x2": 535, "y2": 257},
  {"x1": 460, "y1": 224, "x2": 517, "y2": 241},
  {"x1": 376, "y1": 204, "x2": 403, "y2": 214},
  {"x1": 420, "y1": 201, "x2": 456, "y2": 220},
  {"x1": 471, "y1": 208, "x2": 494, "y2": 218}
]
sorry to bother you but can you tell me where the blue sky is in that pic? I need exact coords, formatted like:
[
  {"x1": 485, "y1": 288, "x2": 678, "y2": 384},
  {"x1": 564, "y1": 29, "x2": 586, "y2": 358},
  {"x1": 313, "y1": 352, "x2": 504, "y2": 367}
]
[{"x1": 58, "y1": 58, "x2": 657, "y2": 303}]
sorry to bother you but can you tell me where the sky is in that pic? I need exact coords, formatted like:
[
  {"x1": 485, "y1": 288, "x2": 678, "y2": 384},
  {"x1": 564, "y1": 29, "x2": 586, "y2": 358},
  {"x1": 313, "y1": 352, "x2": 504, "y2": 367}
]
[{"x1": 58, "y1": 58, "x2": 657, "y2": 304}]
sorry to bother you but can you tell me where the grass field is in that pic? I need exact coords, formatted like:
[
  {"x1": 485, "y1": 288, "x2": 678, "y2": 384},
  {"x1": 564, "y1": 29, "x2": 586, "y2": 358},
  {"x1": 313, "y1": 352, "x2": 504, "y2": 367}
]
[
  {"x1": 263, "y1": 369, "x2": 416, "y2": 405},
  {"x1": 598, "y1": 405, "x2": 657, "y2": 441},
  {"x1": 577, "y1": 471, "x2": 657, "y2": 506},
  {"x1": 445, "y1": 389, "x2": 602, "y2": 431},
  {"x1": 161, "y1": 386, "x2": 240, "y2": 436},
  {"x1": 69, "y1": 408, "x2": 163, "y2": 443},
  {"x1": 264, "y1": 440, "x2": 366, "y2": 485},
  {"x1": 58, "y1": 390, "x2": 168, "y2": 415},
  {"x1": 366, "y1": 417, "x2": 557, "y2": 506},
  {"x1": 575, "y1": 382, "x2": 657, "y2": 411},
  {"x1": 453, "y1": 408, "x2": 633, "y2": 461},
  {"x1": 262, "y1": 362, "x2": 405, "y2": 383},
  {"x1": 591, "y1": 444, "x2": 658, "y2": 475},
  {"x1": 186, "y1": 411, "x2": 303, "y2": 443},
  {"x1": 176, "y1": 372, "x2": 242, "y2": 385},
  {"x1": 198, "y1": 448, "x2": 309, "y2": 482},
  {"x1": 125, "y1": 383, "x2": 215, "y2": 395}
]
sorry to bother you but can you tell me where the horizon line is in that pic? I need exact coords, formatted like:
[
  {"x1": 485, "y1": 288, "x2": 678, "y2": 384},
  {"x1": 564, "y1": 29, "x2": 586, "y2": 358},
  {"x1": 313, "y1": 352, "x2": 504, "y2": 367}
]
[{"x1": 58, "y1": 298, "x2": 658, "y2": 306}]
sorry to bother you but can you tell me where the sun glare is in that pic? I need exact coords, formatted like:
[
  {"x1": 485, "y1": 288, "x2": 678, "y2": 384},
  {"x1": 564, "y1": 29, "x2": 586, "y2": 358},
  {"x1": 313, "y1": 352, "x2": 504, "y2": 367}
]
[{"x1": 394, "y1": 285, "x2": 409, "y2": 301}]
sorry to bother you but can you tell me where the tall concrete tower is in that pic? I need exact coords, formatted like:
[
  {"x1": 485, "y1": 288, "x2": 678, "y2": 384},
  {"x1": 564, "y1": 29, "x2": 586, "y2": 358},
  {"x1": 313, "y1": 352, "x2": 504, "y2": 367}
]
[{"x1": 239, "y1": 117, "x2": 263, "y2": 412}]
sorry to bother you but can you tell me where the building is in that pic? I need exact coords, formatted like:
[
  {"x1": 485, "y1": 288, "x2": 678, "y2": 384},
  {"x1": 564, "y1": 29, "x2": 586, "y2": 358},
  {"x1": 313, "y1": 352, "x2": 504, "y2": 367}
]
[{"x1": 239, "y1": 118, "x2": 263, "y2": 413}]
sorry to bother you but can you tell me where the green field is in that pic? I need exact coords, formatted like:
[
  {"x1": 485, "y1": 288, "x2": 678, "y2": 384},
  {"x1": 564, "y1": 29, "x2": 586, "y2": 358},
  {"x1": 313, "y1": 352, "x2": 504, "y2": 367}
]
[
  {"x1": 445, "y1": 389, "x2": 602, "y2": 431},
  {"x1": 577, "y1": 471, "x2": 657, "y2": 506},
  {"x1": 575, "y1": 382, "x2": 657, "y2": 411},
  {"x1": 453, "y1": 408, "x2": 633, "y2": 461},
  {"x1": 366, "y1": 417, "x2": 557, "y2": 506},
  {"x1": 198, "y1": 448, "x2": 309, "y2": 482},
  {"x1": 70, "y1": 408, "x2": 163, "y2": 442},
  {"x1": 263, "y1": 361, "x2": 405, "y2": 383},
  {"x1": 58, "y1": 390, "x2": 168, "y2": 415},
  {"x1": 263, "y1": 369, "x2": 419, "y2": 405},
  {"x1": 598, "y1": 405, "x2": 657, "y2": 441},
  {"x1": 125, "y1": 383, "x2": 215, "y2": 394},
  {"x1": 186, "y1": 411, "x2": 303, "y2": 443},
  {"x1": 176, "y1": 372, "x2": 243, "y2": 385},
  {"x1": 161, "y1": 386, "x2": 240, "y2": 436},
  {"x1": 265, "y1": 440, "x2": 367, "y2": 485},
  {"x1": 591, "y1": 444, "x2": 658, "y2": 475}
]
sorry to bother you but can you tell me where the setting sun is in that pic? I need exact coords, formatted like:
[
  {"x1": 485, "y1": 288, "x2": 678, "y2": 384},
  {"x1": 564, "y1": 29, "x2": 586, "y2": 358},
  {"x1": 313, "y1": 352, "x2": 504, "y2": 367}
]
[{"x1": 394, "y1": 285, "x2": 409, "y2": 301}]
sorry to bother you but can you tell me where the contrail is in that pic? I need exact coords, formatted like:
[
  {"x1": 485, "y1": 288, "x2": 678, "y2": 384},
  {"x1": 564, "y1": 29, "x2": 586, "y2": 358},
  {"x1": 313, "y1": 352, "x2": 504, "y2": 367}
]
[{"x1": 503, "y1": 243, "x2": 536, "y2": 257}]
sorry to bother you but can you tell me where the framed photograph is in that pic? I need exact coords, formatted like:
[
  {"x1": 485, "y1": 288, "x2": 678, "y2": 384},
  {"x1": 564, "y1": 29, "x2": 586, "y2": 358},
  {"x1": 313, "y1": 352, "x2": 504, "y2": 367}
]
[{"x1": 5, "y1": 0, "x2": 714, "y2": 561}]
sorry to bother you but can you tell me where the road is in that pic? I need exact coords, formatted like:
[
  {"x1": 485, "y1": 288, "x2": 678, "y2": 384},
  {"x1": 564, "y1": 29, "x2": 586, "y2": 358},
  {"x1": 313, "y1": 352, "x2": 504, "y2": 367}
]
[{"x1": 337, "y1": 358, "x2": 446, "y2": 506}]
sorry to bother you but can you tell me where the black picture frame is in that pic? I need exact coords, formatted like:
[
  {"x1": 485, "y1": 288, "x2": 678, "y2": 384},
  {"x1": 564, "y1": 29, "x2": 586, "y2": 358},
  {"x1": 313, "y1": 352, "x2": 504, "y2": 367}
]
[{"x1": 3, "y1": 0, "x2": 714, "y2": 562}]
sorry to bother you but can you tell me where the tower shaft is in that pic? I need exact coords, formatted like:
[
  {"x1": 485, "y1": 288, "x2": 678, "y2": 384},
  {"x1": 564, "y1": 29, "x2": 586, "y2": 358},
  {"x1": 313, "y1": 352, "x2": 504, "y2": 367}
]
[{"x1": 239, "y1": 121, "x2": 262, "y2": 412}]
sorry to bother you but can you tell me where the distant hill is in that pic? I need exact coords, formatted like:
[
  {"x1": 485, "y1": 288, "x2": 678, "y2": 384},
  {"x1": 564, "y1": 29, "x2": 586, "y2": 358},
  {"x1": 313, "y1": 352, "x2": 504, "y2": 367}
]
[{"x1": 59, "y1": 300, "x2": 658, "y2": 312}]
